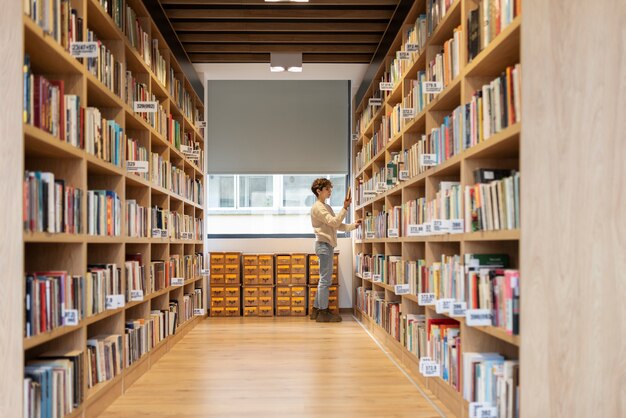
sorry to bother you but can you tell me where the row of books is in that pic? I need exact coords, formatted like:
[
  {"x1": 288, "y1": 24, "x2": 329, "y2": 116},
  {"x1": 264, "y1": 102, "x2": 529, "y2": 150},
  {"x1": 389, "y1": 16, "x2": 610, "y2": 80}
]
[
  {"x1": 25, "y1": 0, "x2": 82, "y2": 53},
  {"x1": 84, "y1": 108, "x2": 124, "y2": 167},
  {"x1": 427, "y1": 27, "x2": 462, "y2": 92},
  {"x1": 169, "y1": 68, "x2": 196, "y2": 122},
  {"x1": 125, "y1": 3, "x2": 151, "y2": 67},
  {"x1": 87, "y1": 190, "x2": 122, "y2": 236},
  {"x1": 23, "y1": 171, "x2": 82, "y2": 234},
  {"x1": 152, "y1": 39, "x2": 167, "y2": 86},
  {"x1": 427, "y1": 0, "x2": 455, "y2": 36},
  {"x1": 24, "y1": 350, "x2": 84, "y2": 418},
  {"x1": 466, "y1": 171, "x2": 520, "y2": 232},
  {"x1": 468, "y1": 0, "x2": 521, "y2": 62},
  {"x1": 126, "y1": 137, "x2": 149, "y2": 180},
  {"x1": 87, "y1": 334, "x2": 123, "y2": 388},
  {"x1": 150, "y1": 153, "x2": 204, "y2": 204},
  {"x1": 86, "y1": 29, "x2": 124, "y2": 99}
]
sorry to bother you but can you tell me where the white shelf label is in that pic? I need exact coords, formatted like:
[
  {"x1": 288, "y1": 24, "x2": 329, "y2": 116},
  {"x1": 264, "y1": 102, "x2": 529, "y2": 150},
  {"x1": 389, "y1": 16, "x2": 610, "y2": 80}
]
[
  {"x1": 418, "y1": 293, "x2": 436, "y2": 306},
  {"x1": 423, "y1": 222, "x2": 433, "y2": 235},
  {"x1": 197, "y1": 121, "x2": 207, "y2": 129},
  {"x1": 399, "y1": 170, "x2": 409, "y2": 181},
  {"x1": 423, "y1": 81, "x2": 444, "y2": 94},
  {"x1": 450, "y1": 301, "x2": 467, "y2": 317},
  {"x1": 420, "y1": 154, "x2": 438, "y2": 166},
  {"x1": 379, "y1": 82, "x2": 394, "y2": 91},
  {"x1": 200, "y1": 269, "x2": 210, "y2": 276},
  {"x1": 70, "y1": 42, "x2": 98, "y2": 58},
  {"x1": 130, "y1": 289, "x2": 144, "y2": 301},
  {"x1": 394, "y1": 284, "x2": 410, "y2": 295},
  {"x1": 421, "y1": 361, "x2": 440, "y2": 377},
  {"x1": 363, "y1": 189, "x2": 377, "y2": 197},
  {"x1": 402, "y1": 108, "x2": 416, "y2": 119},
  {"x1": 363, "y1": 272, "x2": 372, "y2": 279},
  {"x1": 476, "y1": 407, "x2": 498, "y2": 418},
  {"x1": 366, "y1": 231, "x2": 376, "y2": 239},
  {"x1": 161, "y1": 230, "x2": 167, "y2": 238},
  {"x1": 171, "y1": 277, "x2": 184, "y2": 286},
  {"x1": 63, "y1": 309, "x2": 79, "y2": 326},
  {"x1": 133, "y1": 101, "x2": 158, "y2": 113},
  {"x1": 126, "y1": 160, "x2": 149, "y2": 173},
  {"x1": 435, "y1": 298, "x2": 454, "y2": 314},
  {"x1": 387, "y1": 228, "x2": 399, "y2": 238},
  {"x1": 152, "y1": 228, "x2": 162, "y2": 238},
  {"x1": 470, "y1": 403, "x2": 496, "y2": 418},
  {"x1": 451, "y1": 219, "x2": 464, "y2": 234},
  {"x1": 194, "y1": 308, "x2": 205, "y2": 316},
  {"x1": 397, "y1": 51, "x2": 411, "y2": 60},
  {"x1": 466, "y1": 309, "x2": 493, "y2": 326},
  {"x1": 406, "y1": 224, "x2": 422, "y2": 237},
  {"x1": 372, "y1": 274, "x2": 382, "y2": 282},
  {"x1": 433, "y1": 219, "x2": 450, "y2": 234},
  {"x1": 106, "y1": 294, "x2": 125, "y2": 310},
  {"x1": 369, "y1": 97, "x2": 382, "y2": 106},
  {"x1": 180, "y1": 144, "x2": 193, "y2": 154},
  {"x1": 406, "y1": 43, "x2": 419, "y2": 52},
  {"x1": 376, "y1": 181, "x2": 387, "y2": 192},
  {"x1": 418, "y1": 357, "x2": 432, "y2": 374},
  {"x1": 352, "y1": 133, "x2": 359, "y2": 141}
]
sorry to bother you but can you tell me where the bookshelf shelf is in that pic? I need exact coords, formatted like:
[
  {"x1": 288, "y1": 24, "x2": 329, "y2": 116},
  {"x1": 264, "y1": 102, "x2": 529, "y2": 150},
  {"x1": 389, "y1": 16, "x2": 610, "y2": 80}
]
[
  {"x1": 353, "y1": 1, "x2": 521, "y2": 416},
  {"x1": 21, "y1": 0, "x2": 206, "y2": 414}
]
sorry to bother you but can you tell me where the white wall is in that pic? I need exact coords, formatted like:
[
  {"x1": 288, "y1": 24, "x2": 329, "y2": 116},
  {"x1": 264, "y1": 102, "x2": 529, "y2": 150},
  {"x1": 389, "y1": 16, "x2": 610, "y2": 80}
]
[{"x1": 206, "y1": 238, "x2": 354, "y2": 308}]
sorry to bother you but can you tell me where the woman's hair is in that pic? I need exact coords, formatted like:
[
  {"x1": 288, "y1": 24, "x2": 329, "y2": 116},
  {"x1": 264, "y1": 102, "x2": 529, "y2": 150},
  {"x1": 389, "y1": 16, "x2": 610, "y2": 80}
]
[{"x1": 311, "y1": 178, "x2": 332, "y2": 197}]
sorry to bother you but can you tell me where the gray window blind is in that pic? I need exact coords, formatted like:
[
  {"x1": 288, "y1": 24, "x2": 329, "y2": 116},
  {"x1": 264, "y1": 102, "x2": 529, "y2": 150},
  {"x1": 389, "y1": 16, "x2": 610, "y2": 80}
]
[{"x1": 207, "y1": 80, "x2": 349, "y2": 174}]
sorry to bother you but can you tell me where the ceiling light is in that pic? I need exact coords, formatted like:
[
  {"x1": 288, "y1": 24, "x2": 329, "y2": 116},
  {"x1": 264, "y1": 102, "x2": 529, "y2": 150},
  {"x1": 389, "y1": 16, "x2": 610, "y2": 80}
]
[{"x1": 270, "y1": 53, "x2": 302, "y2": 73}]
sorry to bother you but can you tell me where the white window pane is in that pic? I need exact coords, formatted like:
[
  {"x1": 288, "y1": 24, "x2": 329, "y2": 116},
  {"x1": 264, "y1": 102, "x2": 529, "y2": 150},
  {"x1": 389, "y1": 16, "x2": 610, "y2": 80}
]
[
  {"x1": 283, "y1": 175, "x2": 318, "y2": 208},
  {"x1": 238, "y1": 175, "x2": 273, "y2": 208},
  {"x1": 328, "y1": 175, "x2": 347, "y2": 208},
  {"x1": 208, "y1": 175, "x2": 234, "y2": 208}
]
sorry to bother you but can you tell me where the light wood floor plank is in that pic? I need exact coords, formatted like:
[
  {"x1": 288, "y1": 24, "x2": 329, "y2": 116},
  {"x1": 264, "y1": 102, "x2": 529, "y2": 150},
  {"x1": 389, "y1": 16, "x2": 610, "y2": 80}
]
[{"x1": 101, "y1": 316, "x2": 448, "y2": 418}]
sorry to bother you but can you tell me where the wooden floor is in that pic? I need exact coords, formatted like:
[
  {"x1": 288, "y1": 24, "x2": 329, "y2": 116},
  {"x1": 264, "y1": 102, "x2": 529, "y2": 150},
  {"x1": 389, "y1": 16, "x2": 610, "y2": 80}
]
[{"x1": 101, "y1": 315, "x2": 449, "y2": 418}]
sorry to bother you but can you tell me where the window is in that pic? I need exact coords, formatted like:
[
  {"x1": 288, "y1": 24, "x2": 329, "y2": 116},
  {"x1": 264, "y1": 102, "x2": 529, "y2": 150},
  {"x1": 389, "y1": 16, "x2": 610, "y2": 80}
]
[{"x1": 207, "y1": 174, "x2": 348, "y2": 235}]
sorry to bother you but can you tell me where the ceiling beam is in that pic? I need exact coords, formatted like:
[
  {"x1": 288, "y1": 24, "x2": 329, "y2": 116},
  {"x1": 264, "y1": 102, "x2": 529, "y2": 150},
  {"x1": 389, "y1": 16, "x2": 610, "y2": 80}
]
[
  {"x1": 178, "y1": 32, "x2": 382, "y2": 43},
  {"x1": 162, "y1": 0, "x2": 398, "y2": 5},
  {"x1": 189, "y1": 53, "x2": 372, "y2": 63},
  {"x1": 166, "y1": 8, "x2": 393, "y2": 20},
  {"x1": 173, "y1": 21, "x2": 388, "y2": 32},
  {"x1": 184, "y1": 43, "x2": 377, "y2": 53}
]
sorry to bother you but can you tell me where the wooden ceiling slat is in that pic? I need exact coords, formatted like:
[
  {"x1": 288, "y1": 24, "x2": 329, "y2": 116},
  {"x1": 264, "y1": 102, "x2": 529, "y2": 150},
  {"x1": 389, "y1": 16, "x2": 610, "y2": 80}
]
[
  {"x1": 173, "y1": 21, "x2": 388, "y2": 31},
  {"x1": 166, "y1": 8, "x2": 393, "y2": 19},
  {"x1": 184, "y1": 43, "x2": 376, "y2": 53},
  {"x1": 162, "y1": 0, "x2": 398, "y2": 5},
  {"x1": 189, "y1": 52, "x2": 372, "y2": 62},
  {"x1": 178, "y1": 33, "x2": 382, "y2": 43}
]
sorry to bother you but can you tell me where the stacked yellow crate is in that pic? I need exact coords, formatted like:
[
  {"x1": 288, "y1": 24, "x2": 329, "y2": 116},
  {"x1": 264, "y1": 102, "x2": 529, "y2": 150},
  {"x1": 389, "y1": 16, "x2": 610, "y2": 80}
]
[
  {"x1": 210, "y1": 252, "x2": 241, "y2": 317},
  {"x1": 274, "y1": 253, "x2": 308, "y2": 316},
  {"x1": 242, "y1": 254, "x2": 274, "y2": 317}
]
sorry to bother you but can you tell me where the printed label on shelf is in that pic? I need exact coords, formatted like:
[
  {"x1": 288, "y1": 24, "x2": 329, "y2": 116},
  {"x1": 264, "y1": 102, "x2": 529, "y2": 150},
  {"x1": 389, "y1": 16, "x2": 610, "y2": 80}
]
[
  {"x1": 200, "y1": 269, "x2": 210, "y2": 276},
  {"x1": 394, "y1": 284, "x2": 410, "y2": 295},
  {"x1": 423, "y1": 81, "x2": 444, "y2": 94},
  {"x1": 418, "y1": 293, "x2": 436, "y2": 306},
  {"x1": 63, "y1": 309, "x2": 79, "y2": 326},
  {"x1": 105, "y1": 294, "x2": 125, "y2": 310},
  {"x1": 352, "y1": 133, "x2": 359, "y2": 141},
  {"x1": 70, "y1": 42, "x2": 98, "y2": 58},
  {"x1": 399, "y1": 170, "x2": 409, "y2": 181},
  {"x1": 466, "y1": 309, "x2": 493, "y2": 326},
  {"x1": 451, "y1": 219, "x2": 464, "y2": 234},
  {"x1": 397, "y1": 51, "x2": 411, "y2": 60},
  {"x1": 372, "y1": 274, "x2": 382, "y2": 282},
  {"x1": 476, "y1": 407, "x2": 498, "y2": 418},
  {"x1": 406, "y1": 43, "x2": 420, "y2": 52},
  {"x1": 369, "y1": 97, "x2": 382, "y2": 106},
  {"x1": 387, "y1": 228, "x2": 399, "y2": 238},
  {"x1": 469, "y1": 403, "x2": 496, "y2": 418},
  {"x1": 171, "y1": 277, "x2": 184, "y2": 286},
  {"x1": 406, "y1": 224, "x2": 422, "y2": 237},
  {"x1": 433, "y1": 219, "x2": 450, "y2": 234},
  {"x1": 423, "y1": 222, "x2": 433, "y2": 235},
  {"x1": 363, "y1": 272, "x2": 372, "y2": 279},
  {"x1": 363, "y1": 189, "x2": 377, "y2": 197},
  {"x1": 379, "y1": 82, "x2": 394, "y2": 91},
  {"x1": 161, "y1": 230, "x2": 167, "y2": 238},
  {"x1": 152, "y1": 228, "x2": 162, "y2": 237},
  {"x1": 421, "y1": 361, "x2": 440, "y2": 377},
  {"x1": 420, "y1": 154, "x2": 438, "y2": 166},
  {"x1": 194, "y1": 308, "x2": 205, "y2": 316},
  {"x1": 197, "y1": 121, "x2": 207, "y2": 129},
  {"x1": 402, "y1": 108, "x2": 416, "y2": 119},
  {"x1": 376, "y1": 181, "x2": 387, "y2": 192},
  {"x1": 366, "y1": 231, "x2": 376, "y2": 239},
  {"x1": 181, "y1": 144, "x2": 193, "y2": 154},
  {"x1": 133, "y1": 101, "x2": 158, "y2": 113},
  {"x1": 130, "y1": 290, "x2": 144, "y2": 301},
  {"x1": 435, "y1": 298, "x2": 454, "y2": 314},
  {"x1": 418, "y1": 357, "x2": 432, "y2": 374},
  {"x1": 450, "y1": 301, "x2": 467, "y2": 317},
  {"x1": 126, "y1": 160, "x2": 149, "y2": 173}
]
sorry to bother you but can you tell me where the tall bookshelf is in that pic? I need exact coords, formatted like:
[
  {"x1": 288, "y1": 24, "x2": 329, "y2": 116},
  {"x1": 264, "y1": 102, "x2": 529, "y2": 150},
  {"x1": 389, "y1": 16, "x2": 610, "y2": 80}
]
[
  {"x1": 22, "y1": 0, "x2": 206, "y2": 416},
  {"x1": 352, "y1": 0, "x2": 521, "y2": 417}
]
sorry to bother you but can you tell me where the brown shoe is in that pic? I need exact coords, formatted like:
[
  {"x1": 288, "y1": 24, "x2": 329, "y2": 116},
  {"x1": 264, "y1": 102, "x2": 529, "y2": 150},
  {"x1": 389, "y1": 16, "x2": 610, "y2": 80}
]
[
  {"x1": 316, "y1": 309, "x2": 342, "y2": 323},
  {"x1": 310, "y1": 307, "x2": 319, "y2": 320}
]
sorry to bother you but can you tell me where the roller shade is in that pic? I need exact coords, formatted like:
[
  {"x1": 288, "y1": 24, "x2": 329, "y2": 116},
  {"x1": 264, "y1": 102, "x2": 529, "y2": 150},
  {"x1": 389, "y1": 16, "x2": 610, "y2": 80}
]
[{"x1": 207, "y1": 80, "x2": 349, "y2": 174}]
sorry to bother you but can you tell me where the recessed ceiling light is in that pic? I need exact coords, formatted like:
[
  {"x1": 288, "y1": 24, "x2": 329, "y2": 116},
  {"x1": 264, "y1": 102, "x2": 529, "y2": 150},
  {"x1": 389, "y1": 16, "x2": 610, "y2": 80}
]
[{"x1": 270, "y1": 53, "x2": 302, "y2": 73}]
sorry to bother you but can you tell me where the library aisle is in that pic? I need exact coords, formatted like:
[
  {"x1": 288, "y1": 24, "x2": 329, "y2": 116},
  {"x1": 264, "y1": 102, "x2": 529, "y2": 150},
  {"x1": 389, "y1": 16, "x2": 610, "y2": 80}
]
[{"x1": 100, "y1": 316, "x2": 450, "y2": 418}]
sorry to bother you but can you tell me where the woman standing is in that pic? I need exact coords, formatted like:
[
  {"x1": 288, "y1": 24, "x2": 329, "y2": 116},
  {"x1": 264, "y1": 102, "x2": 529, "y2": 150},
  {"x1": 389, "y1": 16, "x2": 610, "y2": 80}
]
[{"x1": 309, "y1": 178, "x2": 361, "y2": 322}]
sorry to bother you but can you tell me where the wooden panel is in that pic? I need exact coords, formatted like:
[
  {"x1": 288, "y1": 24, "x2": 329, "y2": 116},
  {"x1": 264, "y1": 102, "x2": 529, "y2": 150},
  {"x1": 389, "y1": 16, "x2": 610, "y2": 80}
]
[
  {"x1": 166, "y1": 9, "x2": 393, "y2": 19},
  {"x1": 190, "y1": 53, "x2": 372, "y2": 63},
  {"x1": 173, "y1": 21, "x2": 387, "y2": 32},
  {"x1": 184, "y1": 43, "x2": 377, "y2": 53},
  {"x1": 521, "y1": 1, "x2": 625, "y2": 417},
  {"x1": 178, "y1": 32, "x2": 382, "y2": 43}
]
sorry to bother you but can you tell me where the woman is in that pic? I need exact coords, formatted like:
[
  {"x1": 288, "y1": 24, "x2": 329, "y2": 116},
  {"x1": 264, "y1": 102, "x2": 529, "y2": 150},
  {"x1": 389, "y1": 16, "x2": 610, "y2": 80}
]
[{"x1": 309, "y1": 178, "x2": 361, "y2": 323}]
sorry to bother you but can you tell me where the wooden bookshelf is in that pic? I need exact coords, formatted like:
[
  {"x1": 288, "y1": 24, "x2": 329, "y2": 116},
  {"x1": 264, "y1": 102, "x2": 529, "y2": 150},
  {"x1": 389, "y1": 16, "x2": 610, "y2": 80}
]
[
  {"x1": 21, "y1": 0, "x2": 206, "y2": 416},
  {"x1": 352, "y1": 1, "x2": 521, "y2": 417}
]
